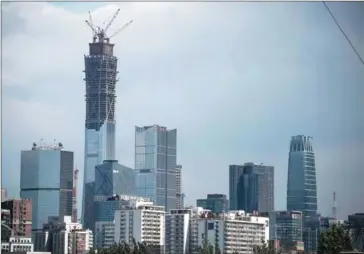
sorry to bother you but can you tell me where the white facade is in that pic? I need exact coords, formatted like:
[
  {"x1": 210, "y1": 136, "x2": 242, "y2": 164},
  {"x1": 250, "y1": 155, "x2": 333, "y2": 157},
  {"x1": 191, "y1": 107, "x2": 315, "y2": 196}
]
[
  {"x1": 1, "y1": 237, "x2": 34, "y2": 252},
  {"x1": 34, "y1": 216, "x2": 93, "y2": 254},
  {"x1": 197, "y1": 210, "x2": 269, "y2": 254},
  {"x1": 114, "y1": 200, "x2": 165, "y2": 251},
  {"x1": 95, "y1": 221, "x2": 115, "y2": 249},
  {"x1": 165, "y1": 207, "x2": 209, "y2": 254}
]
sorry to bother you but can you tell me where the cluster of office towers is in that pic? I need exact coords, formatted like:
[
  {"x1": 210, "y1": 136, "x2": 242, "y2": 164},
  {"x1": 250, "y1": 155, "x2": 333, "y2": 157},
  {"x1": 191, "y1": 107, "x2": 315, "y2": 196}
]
[{"x1": 17, "y1": 24, "x2": 320, "y2": 253}]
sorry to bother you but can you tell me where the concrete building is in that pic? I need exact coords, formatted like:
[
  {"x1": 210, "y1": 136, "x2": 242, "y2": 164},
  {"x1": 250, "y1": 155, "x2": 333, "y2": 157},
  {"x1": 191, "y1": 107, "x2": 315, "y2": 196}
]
[
  {"x1": 34, "y1": 216, "x2": 93, "y2": 254},
  {"x1": 2, "y1": 188, "x2": 7, "y2": 201},
  {"x1": 2, "y1": 199, "x2": 32, "y2": 237},
  {"x1": 114, "y1": 199, "x2": 165, "y2": 253},
  {"x1": 348, "y1": 213, "x2": 364, "y2": 251},
  {"x1": 196, "y1": 194, "x2": 229, "y2": 214},
  {"x1": 261, "y1": 211, "x2": 303, "y2": 251},
  {"x1": 197, "y1": 210, "x2": 269, "y2": 254},
  {"x1": 94, "y1": 195, "x2": 151, "y2": 249},
  {"x1": 175, "y1": 165, "x2": 183, "y2": 209},
  {"x1": 1, "y1": 236, "x2": 34, "y2": 252},
  {"x1": 135, "y1": 125, "x2": 177, "y2": 211},
  {"x1": 287, "y1": 135, "x2": 319, "y2": 252},
  {"x1": 165, "y1": 207, "x2": 208, "y2": 254},
  {"x1": 20, "y1": 142, "x2": 73, "y2": 232}
]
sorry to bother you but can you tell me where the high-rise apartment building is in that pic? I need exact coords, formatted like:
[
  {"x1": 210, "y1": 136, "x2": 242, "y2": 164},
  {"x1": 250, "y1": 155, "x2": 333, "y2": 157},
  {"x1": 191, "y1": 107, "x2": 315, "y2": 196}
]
[
  {"x1": 196, "y1": 194, "x2": 229, "y2": 214},
  {"x1": 34, "y1": 216, "x2": 93, "y2": 254},
  {"x1": 114, "y1": 199, "x2": 165, "y2": 253},
  {"x1": 231, "y1": 163, "x2": 274, "y2": 213},
  {"x1": 287, "y1": 135, "x2": 319, "y2": 252},
  {"x1": 1, "y1": 199, "x2": 32, "y2": 237},
  {"x1": 165, "y1": 207, "x2": 207, "y2": 254},
  {"x1": 82, "y1": 24, "x2": 119, "y2": 226},
  {"x1": 175, "y1": 164, "x2": 183, "y2": 209},
  {"x1": 135, "y1": 125, "x2": 177, "y2": 211},
  {"x1": 20, "y1": 142, "x2": 73, "y2": 232},
  {"x1": 197, "y1": 210, "x2": 269, "y2": 253},
  {"x1": 229, "y1": 165, "x2": 244, "y2": 210}
]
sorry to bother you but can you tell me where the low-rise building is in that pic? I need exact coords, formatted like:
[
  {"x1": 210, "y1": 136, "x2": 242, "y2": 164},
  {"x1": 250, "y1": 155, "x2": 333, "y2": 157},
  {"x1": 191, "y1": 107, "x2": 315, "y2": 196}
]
[
  {"x1": 197, "y1": 210, "x2": 269, "y2": 254},
  {"x1": 1, "y1": 236, "x2": 34, "y2": 252},
  {"x1": 114, "y1": 199, "x2": 165, "y2": 253},
  {"x1": 196, "y1": 194, "x2": 229, "y2": 214}
]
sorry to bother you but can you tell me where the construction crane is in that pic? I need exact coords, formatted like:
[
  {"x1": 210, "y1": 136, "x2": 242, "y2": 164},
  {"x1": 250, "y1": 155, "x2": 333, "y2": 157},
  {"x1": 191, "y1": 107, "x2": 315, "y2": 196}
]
[
  {"x1": 85, "y1": 8, "x2": 133, "y2": 43},
  {"x1": 72, "y1": 167, "x2": 79, "y2": 223}
]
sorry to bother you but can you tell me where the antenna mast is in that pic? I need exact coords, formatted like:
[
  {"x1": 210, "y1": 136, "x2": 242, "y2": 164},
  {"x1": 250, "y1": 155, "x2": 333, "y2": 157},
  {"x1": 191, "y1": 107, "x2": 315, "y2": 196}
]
[{"x1": 332, "y1": 191, "x2": 337, "y2": 220}]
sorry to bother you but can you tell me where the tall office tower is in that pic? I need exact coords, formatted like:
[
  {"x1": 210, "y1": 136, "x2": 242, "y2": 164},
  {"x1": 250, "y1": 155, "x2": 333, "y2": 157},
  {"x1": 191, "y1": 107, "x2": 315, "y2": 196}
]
[
  {"x1": 20, "y1": 142, "x2": 73, "y2": 232},
  {"x1": 1, "y1": 188, "x2": 7, "y2": 201},
  {"x1": 229, "y1": 165, "x2": 245, "y2": 210},
  {"x1": 83, "y1": 160, "x2": 135, "y2": 232},
  {"x1": 234, "y1": 163, "x2": 274, "y2": 213},
  {"x1": 287, "y1": 135, "x2": 319, "y2": 252},
  {"x1": 1, "y1": 199, "x2": 32, "y2": 237},
  {"x1": 114, "y1": 199, "x2": 165, "y2": 253},
  {"x1": 175, "y1": 164, "x2": 183, "y2": 209},
  {"x1": 196, "y1": 194, "x2": 229, "y2": 214},
  {"x1": 82, "y1": 23, "x2": 118, "y2": 226},
  {"x1": 135, "y1": 125, "x2": 177, "y2": 211}
]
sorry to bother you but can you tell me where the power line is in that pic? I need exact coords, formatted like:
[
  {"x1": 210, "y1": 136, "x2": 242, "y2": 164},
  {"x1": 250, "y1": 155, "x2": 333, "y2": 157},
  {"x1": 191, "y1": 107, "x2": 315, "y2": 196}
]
[{"x1": 322, "y1": 1, "x2": 364, "y2": 66}]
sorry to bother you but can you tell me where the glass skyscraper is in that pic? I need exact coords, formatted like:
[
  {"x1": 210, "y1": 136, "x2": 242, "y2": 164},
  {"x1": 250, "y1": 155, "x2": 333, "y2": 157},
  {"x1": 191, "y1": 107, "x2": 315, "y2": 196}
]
[
  {"x1": 82, "y1": 31, "x2": 118, "y2": 226},
  {"x1": 287, "y1": 135, "x2": 319, "y2": 252},
  {"x1": 20, "y1": 143, "x2": 73, "y2": 232},
  {"x1": 134, "y1": 125, "x2": 177, "y2": 211},
  {"x1": 231, "y1": 163, "x2": 274, "y2": 213}
]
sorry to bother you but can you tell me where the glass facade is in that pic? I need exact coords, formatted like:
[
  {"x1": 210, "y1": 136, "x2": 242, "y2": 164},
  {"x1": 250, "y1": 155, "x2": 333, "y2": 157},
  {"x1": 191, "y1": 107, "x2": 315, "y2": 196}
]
[
  {"x1": 82, "y1": 39, "x2": 118, "y2": 226},
  {"x1": 135, "y1": 125, "x2": 177, "y2": 211},
  {"x1": 229, "y1": 165, "x2": 244, "y2": 210},
  {"x1": 286, "y1": 135, "x2": 318, "y2": 252},
  {"x1": 20, "y1": 149, "x2": 73, "y2": 231},
  {"x1": 235, "y1": 163, "x2": 274, "y2": 213},
  {"x1": 196, "y1": 194, "x2": 229, "y2": 213}
]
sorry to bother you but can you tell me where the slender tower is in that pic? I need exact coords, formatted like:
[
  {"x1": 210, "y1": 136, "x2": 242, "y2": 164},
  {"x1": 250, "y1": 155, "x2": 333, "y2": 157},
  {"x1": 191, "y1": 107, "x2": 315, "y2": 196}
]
[
  {"x1": 81, "y1": 9, "x2": 132, "y2": 229},
  {"x1": 332, "y1": 191, "x2": 337, "y2": 220}
]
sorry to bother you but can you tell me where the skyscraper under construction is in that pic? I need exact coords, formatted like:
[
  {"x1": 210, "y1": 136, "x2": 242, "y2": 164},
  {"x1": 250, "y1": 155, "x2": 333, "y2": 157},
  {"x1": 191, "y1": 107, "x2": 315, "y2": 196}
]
[{"x1": 81, "y1": 9, "x2": 132, "y2": 229}]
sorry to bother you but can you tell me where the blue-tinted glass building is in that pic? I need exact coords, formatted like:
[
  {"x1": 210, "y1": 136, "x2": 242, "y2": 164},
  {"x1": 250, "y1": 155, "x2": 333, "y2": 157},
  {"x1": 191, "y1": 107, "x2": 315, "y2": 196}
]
[
  {"x1": 229, "y1": 165, "x2": 245, "y2": 210},
  {"x1": 82, "y1": 30, "x2": 118, "y2": 227},
  {"x1": 237, "y1": 167, "x2": 259, "y2": 213},
  {"x1": 135, "y1": 125, "x2": 177, "y2": 211},
  {"x1": 20, "y1": 143, "x2": 73, "y2": 232},
  {"x1": 287, "y1": 135, "x2": 319, "y2": 252}
]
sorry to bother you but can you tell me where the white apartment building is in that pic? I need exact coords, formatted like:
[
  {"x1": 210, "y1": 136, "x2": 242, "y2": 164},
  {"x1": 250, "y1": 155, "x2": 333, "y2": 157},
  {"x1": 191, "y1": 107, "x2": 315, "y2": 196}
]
[
  {"x1": 114, "y1": 200, "x2": 165, "y2": 253},
  {"x1": 95, "y1": 221, "x2": 115, "y2": 249},
  {"x1": 1, "y1": 236, "x2": 34, "y2": 252},
  {"x1": 165, "y1": 207, "x2": 210, "y2": 254},
  {"x1": 34, "y1": 216, "x2": 93, "y2": 254},
  {"x1": 197, "y1": 210, "x2": 269, "y2": 254}
]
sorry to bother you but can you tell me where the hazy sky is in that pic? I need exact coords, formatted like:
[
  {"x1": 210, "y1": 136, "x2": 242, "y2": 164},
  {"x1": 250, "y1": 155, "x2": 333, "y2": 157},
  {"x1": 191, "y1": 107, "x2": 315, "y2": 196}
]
[{"x1": 2, "y1": 2, "x2": 364, "y2": 219}]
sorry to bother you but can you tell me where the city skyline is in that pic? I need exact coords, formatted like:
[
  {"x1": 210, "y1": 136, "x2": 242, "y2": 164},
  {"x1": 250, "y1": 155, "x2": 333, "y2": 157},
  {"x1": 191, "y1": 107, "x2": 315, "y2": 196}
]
[{"x1": 3, "y1": 2, "x2": 364, "y2": 220}]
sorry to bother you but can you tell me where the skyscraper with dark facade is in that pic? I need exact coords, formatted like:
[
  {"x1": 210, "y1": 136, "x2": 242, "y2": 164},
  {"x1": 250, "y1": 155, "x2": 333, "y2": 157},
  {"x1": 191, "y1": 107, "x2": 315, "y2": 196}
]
[
  {"x1": 231, "y1": 163, "x2": 274, "y2": 213},
  {"x1": 20, "y1": 142, "x2": 73, "y2": 232},
  {"x1": 229, "y1": 165, "x2": 245, "y2": 210},
  {"x1": 287, "y1": 135, "x2": 319, "y2": 252},
  {"x1": 134, "y1": 125, "x2": 177, "y2": 211},
  {"x1": 82, "y1": 28, "x2": 118, "y2": 227}
]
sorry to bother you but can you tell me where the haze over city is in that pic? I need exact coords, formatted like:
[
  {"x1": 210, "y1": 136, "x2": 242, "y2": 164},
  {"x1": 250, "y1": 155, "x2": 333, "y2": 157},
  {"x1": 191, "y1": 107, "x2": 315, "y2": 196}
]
[{"x1": 2, "y1": 1, "x2": 364, "y2": 220}]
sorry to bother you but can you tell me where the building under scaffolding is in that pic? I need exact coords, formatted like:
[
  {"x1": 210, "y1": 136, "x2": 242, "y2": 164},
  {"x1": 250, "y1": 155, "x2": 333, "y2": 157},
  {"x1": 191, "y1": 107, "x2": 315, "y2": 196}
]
[{"x1": 81, "y1": 9, "x2": 132, "y2": 230}]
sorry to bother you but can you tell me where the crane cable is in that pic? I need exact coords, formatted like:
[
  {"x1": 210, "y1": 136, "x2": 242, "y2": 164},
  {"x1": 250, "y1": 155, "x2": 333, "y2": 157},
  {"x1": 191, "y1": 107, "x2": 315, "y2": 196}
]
[{"x1": 323, "y1": 1, "x2": 364, "y2": 66}]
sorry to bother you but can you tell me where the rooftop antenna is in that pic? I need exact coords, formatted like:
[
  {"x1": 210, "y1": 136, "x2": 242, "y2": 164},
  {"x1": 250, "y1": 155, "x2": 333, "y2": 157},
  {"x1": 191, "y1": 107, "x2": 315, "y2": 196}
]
[
  {"x1": 332, "y1": 191, "x2": 337, "y2": 220},
  {"x1": 85, "y1": 8, "x2": 133, "y2": 44}
]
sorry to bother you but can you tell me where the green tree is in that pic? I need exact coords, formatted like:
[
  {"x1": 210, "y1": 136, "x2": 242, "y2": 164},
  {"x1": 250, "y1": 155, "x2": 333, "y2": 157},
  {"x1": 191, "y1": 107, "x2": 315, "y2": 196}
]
[
  {"x1": 253, "y1": 238, "x2": 283, "y2": 254},
  {"x1": 89, "y1": 238, "x2": 156, "y2": 254},
  {"x1": 318, "y1": 224, "x2": 353, "y2": 254}
]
